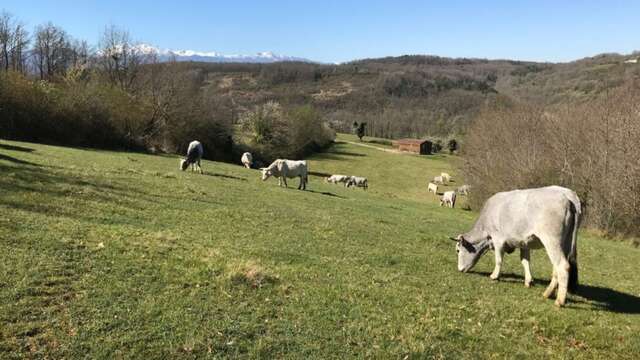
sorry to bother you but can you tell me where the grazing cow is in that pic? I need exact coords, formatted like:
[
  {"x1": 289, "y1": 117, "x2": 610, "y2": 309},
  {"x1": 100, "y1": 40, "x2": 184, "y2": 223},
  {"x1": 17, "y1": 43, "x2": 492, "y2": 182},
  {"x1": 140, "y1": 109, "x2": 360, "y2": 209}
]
[
  {"x1": 346, "y1": 176, "x2": 368, "y2": 190},
  {"x1": 427, "y1": 182, "x2": 438, "y2": 194},
  {"x1": 241, "y1": 152, "x2": 253, "y2": 169},
  {"x1": 180, "y1": 140, "x2": 203, "y2": 173},
  {"x1": 440, "y1": 191, "x2": 456, "y2": 208},
  {"x1": 433, "y1": 176, "x2": 445, "y2": 184},
  {"x1": 261, "y1": 159, "x2": 308, "y2": 190},
  {"x1": 457, "y1": 185, "x2": 471, "y2": 196},
  {"x1": 441, "y1": 172, "x2": 451, "y2": 183},
  {"x1": 450, "y1": 186, "x2": 581, "y2": 307},
  {"x1": 326, "y1": 174, "x2": 350, "y2": 186}
]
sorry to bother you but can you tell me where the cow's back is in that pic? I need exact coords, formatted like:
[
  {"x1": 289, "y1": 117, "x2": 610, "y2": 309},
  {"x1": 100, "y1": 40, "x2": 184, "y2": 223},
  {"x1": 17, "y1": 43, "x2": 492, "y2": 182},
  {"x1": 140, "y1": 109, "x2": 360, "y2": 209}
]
[{"x1": 480, "y1": 187, "x2": 576, "y2": 240}]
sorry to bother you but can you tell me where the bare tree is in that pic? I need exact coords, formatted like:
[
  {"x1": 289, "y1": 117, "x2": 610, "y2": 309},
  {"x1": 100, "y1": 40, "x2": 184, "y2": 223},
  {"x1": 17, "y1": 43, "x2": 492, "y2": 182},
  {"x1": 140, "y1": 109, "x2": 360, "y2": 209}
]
[
  {"x1": 33, "y1": 22, "x2": 71, "y2": 80},
  {"x1": 0, "y1": 11, "x2": 29, "y2": 73},
  {"x1": 98, "y1": 25, "x2": 150, "y2": 92},
  {"x1": 10, "y1": 22, "x2": 29, "y2": 72},
  {"x1": 0, "y1": 11, "x2": 13, "y2": 71}
]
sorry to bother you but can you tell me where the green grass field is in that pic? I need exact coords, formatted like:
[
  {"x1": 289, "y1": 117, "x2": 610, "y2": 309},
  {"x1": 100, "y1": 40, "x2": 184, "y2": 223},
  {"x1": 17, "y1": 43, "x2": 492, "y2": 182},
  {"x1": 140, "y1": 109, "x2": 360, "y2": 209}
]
[{"x1": 1, "y1": 135, "x2": 639, "y2": 359}]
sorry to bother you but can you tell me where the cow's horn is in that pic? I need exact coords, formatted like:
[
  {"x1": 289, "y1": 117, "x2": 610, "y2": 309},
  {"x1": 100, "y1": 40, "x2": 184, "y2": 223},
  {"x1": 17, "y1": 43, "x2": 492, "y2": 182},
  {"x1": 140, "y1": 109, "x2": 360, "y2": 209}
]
[{"x1": 449, "y1": 237, "x2": 459, "y2": 242}]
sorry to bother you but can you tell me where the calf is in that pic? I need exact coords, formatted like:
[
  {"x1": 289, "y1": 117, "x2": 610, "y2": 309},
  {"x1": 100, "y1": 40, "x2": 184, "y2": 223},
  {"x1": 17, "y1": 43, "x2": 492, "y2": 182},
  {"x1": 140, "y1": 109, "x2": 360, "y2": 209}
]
[
  {"x1": 346, "y1": 176, "x2": 368, "y2": 190},
  {"x1": 326, "y1": 174, "x2": 350, "y2": 186}
]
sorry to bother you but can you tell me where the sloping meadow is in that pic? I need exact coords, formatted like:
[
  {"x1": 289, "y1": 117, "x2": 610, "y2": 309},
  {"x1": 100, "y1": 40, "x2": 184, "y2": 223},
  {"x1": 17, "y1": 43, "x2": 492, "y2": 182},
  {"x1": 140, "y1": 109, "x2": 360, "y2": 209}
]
[{"x1": 0, "y1": 139, "x2": 639, "y2": 358}]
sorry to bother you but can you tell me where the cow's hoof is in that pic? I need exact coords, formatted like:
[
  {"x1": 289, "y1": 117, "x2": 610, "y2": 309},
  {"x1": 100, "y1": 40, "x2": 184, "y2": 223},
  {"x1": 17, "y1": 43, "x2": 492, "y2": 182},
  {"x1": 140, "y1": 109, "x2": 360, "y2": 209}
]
[
  {"x1": 542, "y1": 291, "x2": 554, "y2": 299},
  {"x1": 524, "y1": 281, "x2": 533, "y2": 288},
  {"x1": 554, "y1": 299, "x2": 565, "y2": 307},
  {"x1": 489, "y1": 273, "x2": 499, "y2": 281}
]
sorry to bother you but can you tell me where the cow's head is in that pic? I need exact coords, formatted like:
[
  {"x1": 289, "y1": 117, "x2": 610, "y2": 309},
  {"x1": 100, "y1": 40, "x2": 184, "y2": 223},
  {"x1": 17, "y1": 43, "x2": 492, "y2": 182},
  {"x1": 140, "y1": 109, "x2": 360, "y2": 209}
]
[
  {"x1": 260, "y1": 168, "x2": 273, "y2": 181},
  {"x1": 449, "y1": 234, "x2": 492, "y2": 272},
  {"x1": 180, "y1": 159, "x2": 189, "y2": 171}
]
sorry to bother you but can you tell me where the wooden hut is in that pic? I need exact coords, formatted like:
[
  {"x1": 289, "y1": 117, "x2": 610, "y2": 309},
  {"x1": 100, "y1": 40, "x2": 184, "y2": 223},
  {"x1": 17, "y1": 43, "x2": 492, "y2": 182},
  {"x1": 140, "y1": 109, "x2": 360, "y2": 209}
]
[{"x1": 391, "y1": 139, "x2": 432, "y2": 155}]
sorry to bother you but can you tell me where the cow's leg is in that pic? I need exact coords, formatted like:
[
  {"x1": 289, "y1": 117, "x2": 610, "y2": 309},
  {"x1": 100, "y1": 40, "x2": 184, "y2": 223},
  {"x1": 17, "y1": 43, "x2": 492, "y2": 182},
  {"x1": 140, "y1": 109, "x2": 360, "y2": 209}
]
[
  {"x1": 555, "y1": 258, "x2": 571, "y2": 306},
  {"x1": 490, "y1": 243, "x2": 504, "y2": 280},
  {"x1": 298, "y1": 176, "x2": 302, "y2": 190},
  {"x1": 198, "y1": 159, "x2": 202, "y2": 174},
  {"x1": 520, "y1": 248, "x2": 533, "y2": 287},
  {"x1": 543, "y1": 269, "x2": 558, "y2": 299},
  {"x1": 282, "y1": 177, "x2": 288, "y2": 188},
  {"x1": 544, "y1": 243, "x2": 570, "y2": 306}
]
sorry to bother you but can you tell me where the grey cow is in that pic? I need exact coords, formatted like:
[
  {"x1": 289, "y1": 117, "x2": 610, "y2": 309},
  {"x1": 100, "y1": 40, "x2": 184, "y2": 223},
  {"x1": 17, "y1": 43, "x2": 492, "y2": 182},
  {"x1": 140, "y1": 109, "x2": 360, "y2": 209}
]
[{"x1": 450, "y1": 186, "x2": 581, "y2": 307}]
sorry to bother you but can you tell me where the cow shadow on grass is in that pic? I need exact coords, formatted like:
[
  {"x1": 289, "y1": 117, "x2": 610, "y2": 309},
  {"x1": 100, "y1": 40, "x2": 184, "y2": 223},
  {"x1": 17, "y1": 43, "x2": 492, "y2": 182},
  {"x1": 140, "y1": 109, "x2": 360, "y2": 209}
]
[
  {"x1": 573, "y1": 284, "x2": 640, "y2": 314},
  {"x1": 305, "y1": 189, "x2": 346, "y2": 199},
  {"x1": 202, "y1": 172, "x2": 247, "y2": 181},
  {"x1": 469, "y1": 270, "x2": 640, "y2": 314},
  {"x1": 308, "y1": 171, "x2": 333, "y2": 178}
]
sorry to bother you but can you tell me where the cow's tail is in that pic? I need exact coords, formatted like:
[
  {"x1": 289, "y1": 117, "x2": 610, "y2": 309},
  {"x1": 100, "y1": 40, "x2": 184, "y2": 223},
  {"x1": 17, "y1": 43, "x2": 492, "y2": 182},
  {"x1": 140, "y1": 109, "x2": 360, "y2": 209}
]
[{"x1": 568, "y1": 193, "x2": 581, "y2": 292}]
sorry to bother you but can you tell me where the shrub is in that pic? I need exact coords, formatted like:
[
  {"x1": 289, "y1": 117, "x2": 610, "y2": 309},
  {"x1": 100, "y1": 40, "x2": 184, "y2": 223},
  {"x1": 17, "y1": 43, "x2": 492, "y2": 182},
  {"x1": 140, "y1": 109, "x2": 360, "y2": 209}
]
[
  {"x1": 238, "y1": 102, "x2": 334, "y2": 161},
  {"x1": 463, "y1": 81, "x2": 640, "y2": 237}
]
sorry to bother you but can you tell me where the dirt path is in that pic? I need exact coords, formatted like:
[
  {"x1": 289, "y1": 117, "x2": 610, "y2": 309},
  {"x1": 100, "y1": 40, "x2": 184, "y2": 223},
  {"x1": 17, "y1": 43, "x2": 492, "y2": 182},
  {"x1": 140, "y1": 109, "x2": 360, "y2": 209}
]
[{"x1": 340, "y1": 140, "x2": 402, "y2": 154}]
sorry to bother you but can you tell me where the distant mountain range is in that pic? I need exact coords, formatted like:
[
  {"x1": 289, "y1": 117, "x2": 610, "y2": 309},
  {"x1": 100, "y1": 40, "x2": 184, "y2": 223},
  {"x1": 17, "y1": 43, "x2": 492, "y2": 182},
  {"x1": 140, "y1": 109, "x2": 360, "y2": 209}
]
[{"x1": 135, "y1": 44, "x2": 313, "y2": 63}]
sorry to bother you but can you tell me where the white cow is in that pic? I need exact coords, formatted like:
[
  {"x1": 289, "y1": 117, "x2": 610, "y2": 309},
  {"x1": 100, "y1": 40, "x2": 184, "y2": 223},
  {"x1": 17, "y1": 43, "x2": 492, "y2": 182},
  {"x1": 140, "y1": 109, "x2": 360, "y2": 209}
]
[
  {"x1": 441, "y1": 172, "x2": 451, "y2": 183},
  {"x1": 428, "y1": 182, "x2": 438, "y2": 194},
  {"x1": 433, "y1": 175, "x2": 445, "y2": 184},
  {"x1": 451, "y1": 186, "x2": 581, "y2": 307},
  {"x1": 241, "y1": 152, "x2": 253, "y2": 169},
  {"x1": 180, "y1": 140, "x2": 203, "y2": 173},
  {"x1": 346, "y1": 176, "x2": 368, "y2": 190},
  {"x1": 440, "y1": 191, "x2": 456, "y2": 208},
  {"x1": 261, "y1": 159, "x2": 308, "y2": 190},
  {"x1": 326, "y1": 174, "x2": 350, "y2": 186}
]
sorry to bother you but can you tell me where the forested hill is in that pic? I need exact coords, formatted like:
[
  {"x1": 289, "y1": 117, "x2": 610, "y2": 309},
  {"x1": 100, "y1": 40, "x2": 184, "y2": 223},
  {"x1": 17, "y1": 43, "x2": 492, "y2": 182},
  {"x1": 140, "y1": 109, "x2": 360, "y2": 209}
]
[{"x1": 186, "y1": 52, "x2": 640, "y2": 138}]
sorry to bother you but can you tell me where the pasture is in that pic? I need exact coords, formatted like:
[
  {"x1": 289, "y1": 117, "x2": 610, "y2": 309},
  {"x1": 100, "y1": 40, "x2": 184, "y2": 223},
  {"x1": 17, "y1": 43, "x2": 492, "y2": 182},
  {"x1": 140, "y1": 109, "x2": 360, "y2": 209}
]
[{"x1": 1, "y1": 136, "x2": 639, "y2": 358}]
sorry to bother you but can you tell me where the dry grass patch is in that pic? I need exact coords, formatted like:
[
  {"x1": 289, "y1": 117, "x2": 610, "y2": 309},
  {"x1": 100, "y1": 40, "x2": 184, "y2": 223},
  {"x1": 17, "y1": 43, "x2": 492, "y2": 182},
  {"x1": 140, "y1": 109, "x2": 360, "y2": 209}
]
[{"x1": 227, "y1": 261, "x2": 279, "y2": 288}]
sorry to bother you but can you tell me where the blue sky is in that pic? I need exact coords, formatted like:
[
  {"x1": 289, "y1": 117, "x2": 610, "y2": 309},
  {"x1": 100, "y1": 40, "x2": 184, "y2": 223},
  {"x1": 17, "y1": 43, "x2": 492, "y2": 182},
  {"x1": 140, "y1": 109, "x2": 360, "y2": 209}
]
[{"x1": 2, "y1": 1, "x2": 639, "y2": 63}]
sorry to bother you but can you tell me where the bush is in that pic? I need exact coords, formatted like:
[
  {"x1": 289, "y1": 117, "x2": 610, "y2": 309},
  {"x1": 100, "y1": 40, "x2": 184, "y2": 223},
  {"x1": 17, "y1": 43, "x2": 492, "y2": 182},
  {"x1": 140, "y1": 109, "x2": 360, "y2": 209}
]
[
  {"x1": 0, "y1": 70, "x2": 146, "y2": 149},
  {"x1": 0, "y1": 68, "x2": 234, "y2": 158},
  {"x1": 238, "y1": 102, "x2": 334, "y2": 162}
]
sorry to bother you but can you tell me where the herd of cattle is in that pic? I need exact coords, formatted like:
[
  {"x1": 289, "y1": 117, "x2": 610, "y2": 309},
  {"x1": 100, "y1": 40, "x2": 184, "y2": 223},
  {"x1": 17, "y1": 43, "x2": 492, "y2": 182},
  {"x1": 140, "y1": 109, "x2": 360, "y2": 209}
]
[
  {"x1": 179, "y1": 140, "x2": 582, "y2": 307},
  {"x1": 428, "y1": 175, "x2": 471, "y2": 208}
]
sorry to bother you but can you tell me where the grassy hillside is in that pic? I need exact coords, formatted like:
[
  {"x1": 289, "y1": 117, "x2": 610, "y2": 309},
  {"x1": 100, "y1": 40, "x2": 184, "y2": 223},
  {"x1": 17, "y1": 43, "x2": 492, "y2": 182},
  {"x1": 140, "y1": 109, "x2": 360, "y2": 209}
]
[{"x1": 1, "y1": 137, "x2": 639, "y2": 358}]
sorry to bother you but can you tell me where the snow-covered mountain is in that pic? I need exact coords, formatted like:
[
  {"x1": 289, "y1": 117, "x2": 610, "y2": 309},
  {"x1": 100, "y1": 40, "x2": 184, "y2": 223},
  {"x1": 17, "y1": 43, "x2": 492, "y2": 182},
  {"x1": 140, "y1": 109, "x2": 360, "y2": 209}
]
[{"x1": 136, "y1": 44, "x2": 313, "y2": 63}]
